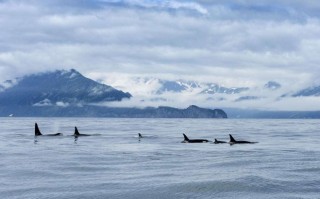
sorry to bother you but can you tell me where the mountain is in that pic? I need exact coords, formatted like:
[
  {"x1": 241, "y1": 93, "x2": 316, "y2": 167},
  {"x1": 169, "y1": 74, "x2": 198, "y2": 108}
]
[
  {"x1": 135, "y1": 78, "x2": 250, "y2": 95},
  {"x1": 0, "y1": 105, "x2": 228, "y2": 118},
  {"x1": 264, "y1": 81, "x2": 281, "y2": 90},
  {"x1": 125, "y1": 78, "x2": 287, "y2": 98},
  {"x1": 0, "y1": 69, "x2": 132, "y2": 106},
  {"x1": 292, "y1": 85, "x2": 320, "y2": 97},
  {"x1": 234, "y1": 96, "x2": 261, "y2": 102},
  {"x1": 155, "y1": 105, "x2": 227, "y2": 118},
  {"x1": 0, "y1": 70, "x2": 227, "y2": 118},
  {"x1": 156, "y1": 80, "x2": 200, "y2": 94},
  {"x1": 125, "y1": 78, "x2": 282, "y2": 103},
  {"x1": 201, "y1": 83, "x2": 249, "y2": 94}
]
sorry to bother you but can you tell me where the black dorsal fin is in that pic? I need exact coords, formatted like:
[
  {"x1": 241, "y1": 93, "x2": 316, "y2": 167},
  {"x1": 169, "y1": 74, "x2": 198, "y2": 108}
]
[
  {"x1": 74, "y1": 127, "x2": 80, "y2": 135},
  {"x1": 138, "y1": 133, "x2": 142, "y2": 138},
  {"x1": 35, "y1": 123, "x2": 42, "y2": 136},
  {"x1": 183, "y1": 133, "x2": 189, "y2": 141},
  {"x1": 215, "y1": 139, "x2": 218, "y2": 142},
  {"x1": 229, "y1": 134, "x2": 236, "y2": 142}
]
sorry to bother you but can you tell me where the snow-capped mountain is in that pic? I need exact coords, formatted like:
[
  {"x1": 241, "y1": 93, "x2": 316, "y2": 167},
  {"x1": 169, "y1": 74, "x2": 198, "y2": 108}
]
[
  {"x1": 200, "y1": 83, "x2": 249, "y2": 95},
  {"x1": 293, "y1": 85, "x2": 320, "y2": 97},
  {"x1": 0, "y1": 70, "x2": 228, "y2": 118},
  {"x1": 156, "y1": 80, "x2": 201, "y2": 94},
  {"x1": 127, "y1": 78, "x2": 251, "y2": 95},
  {"x1": 0, "y1": 69, "x2": 131, "y2": 106},
  {"x1": 234, "y1": 96, "x2": 261, "y2": 102},
  {"x1": 264, "y1": 81, "x2": 281, "y2": 90},
  {"x1": 157, "y1": 80, "x2": 250, "y2": 95},
  {"x1": 105, "y1": 77, "x2": 285, "y2": 105},
  {"x1": 0, "y1": 79, "x2": 18, "y2": 92}
]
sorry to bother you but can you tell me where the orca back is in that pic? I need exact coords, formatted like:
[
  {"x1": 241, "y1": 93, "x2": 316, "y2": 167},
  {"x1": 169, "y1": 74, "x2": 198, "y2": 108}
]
[
  {"x1": 35, "y1": 123, "x2": 42, "y2": 136},
  {"x1": 74, "y1": 127, "x2": 80, "y2": 136},
  {"x1": 214, "y1": 138, "x2": 226, "y2": 144},
  {"x1": 229, "y1": 134, "x2": 257, "y2": 144},
  {"x1": 74, "y1": 127, "x2": 91, "y2": 136},
  {"x1": 229, "y1": 134, "x2": 236, "y2": 142},
  {"x1": 47, "y1": 133, "x2": 62, "y2": 136},
  {"x1": 183, "y1": 133, "x2": 189, "y2": 141}
]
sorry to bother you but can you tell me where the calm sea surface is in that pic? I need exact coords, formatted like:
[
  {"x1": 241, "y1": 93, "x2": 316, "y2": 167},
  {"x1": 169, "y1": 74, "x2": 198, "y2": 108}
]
[{"x1": 0, "y1": 118, "x2": 319, "y2": 199}]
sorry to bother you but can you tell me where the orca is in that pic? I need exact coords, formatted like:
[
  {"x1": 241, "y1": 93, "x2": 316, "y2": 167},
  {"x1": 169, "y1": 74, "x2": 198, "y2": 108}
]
[
  {"x1": 182, "y1": 133, "x2": 209, "y2": 143},
  {"x1": 35, "y1": 123, "x2": 62, "y2": 136},
  {"x1": 214, "y1": 139, "x2": 227, "y2": 144},
  {"x1": 74, "y1": 127, "x2": 91, "y2": 137},
  {"x1": 229, "y1": 134, "x2": 257, "y2": 144},
  {"x1": 138, "y1": 133, "x2": 157, "y2": 139}
]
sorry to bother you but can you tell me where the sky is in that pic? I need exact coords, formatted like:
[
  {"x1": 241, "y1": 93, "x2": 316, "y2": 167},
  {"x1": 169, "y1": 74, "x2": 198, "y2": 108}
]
[{"x1": 1, "y1": 0, "x2": 320, "y2": 110}]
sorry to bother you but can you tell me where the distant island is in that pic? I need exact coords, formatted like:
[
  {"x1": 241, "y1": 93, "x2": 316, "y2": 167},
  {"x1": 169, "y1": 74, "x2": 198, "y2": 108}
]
[
  {"x1": 0, "y1": 69, "x2": 227, "y2": 118},
  {"x1": 0, "y1": 104, "x2": 227, "y2": 118}
]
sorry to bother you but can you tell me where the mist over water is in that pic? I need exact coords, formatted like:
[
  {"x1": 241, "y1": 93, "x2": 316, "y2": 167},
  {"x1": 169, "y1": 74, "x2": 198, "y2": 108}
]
[{"x1": 0, "y1": 118, "x2": 319, "y2": 199}]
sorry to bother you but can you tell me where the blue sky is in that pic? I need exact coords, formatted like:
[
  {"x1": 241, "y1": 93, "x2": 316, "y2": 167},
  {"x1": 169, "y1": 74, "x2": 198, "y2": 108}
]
[{"x1": 1, "y1": 0, "x2": 320, "y2": 110}]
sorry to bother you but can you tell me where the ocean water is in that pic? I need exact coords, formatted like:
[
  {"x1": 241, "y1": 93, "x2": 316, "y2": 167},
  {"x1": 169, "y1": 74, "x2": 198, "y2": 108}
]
[{"x1": 0, "y1": 118, "x2": 319, "y2": 199}]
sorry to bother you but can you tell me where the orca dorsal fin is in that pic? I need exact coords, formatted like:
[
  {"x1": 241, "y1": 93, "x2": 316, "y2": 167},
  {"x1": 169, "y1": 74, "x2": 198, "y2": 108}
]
[
  {"x1": 138, "y1": 133, "x2": 142, "y2": 138},
  {"x1": 229, "y1": 134, "x2": 236, "y2": 142},
  {"x1": 35, "y1": 123, "x2": 42, "y2": 136},
  {"x1": 215, "y1": 139, "x2": 218, "y2": 142},
  {"x1": 74, "y1": 127, "x2": 80, "y2": 135},
  {"x1": 183, "y1": 133, "x2": 189, "y2": 141}
]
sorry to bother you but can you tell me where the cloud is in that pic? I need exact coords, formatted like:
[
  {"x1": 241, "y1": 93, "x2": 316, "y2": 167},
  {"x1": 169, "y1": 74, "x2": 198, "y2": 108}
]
[
  {"x1": 0, "y1": 0, "x2": 320, "y2": 110},
  {"x1": 95, "y1": 87, "x2": 320, "y2": 111},
  {"x1": 99, "y1": 0, "x2": 208, "y2": 14}
]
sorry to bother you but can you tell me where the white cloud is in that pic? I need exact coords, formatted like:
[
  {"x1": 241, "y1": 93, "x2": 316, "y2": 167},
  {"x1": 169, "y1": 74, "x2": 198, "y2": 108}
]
[
  {"x1": 100, "y1": 0, "x2": 208, "y2": 14},
  {"x1": 33, "y1": 99, "x2": 53, "y2": 106},
  {"x1": 56, "y1": 101, "x2": 70, "y2": 107},
  {"x1": 0, "y1": 0, "x2": 320, "y2": 110}
]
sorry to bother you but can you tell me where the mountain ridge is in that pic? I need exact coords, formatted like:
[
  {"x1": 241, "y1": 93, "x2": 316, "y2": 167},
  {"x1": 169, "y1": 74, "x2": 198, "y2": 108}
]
[
  {"x1": 0, "y1": 105, "x2": 228, "y2": 118},
  {"x1": 0, "y1": 69, "x2": 227, "y2": 118},
  {"x1": 0, "y1": 69, "x2": 132, "y2": 106},
  {"x1": 114, "y1": 77, "x2": 320, "y2": 101}
]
